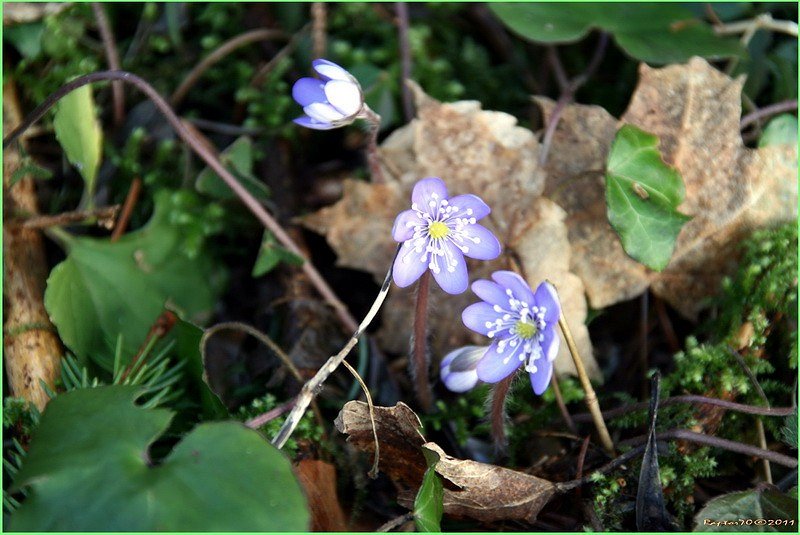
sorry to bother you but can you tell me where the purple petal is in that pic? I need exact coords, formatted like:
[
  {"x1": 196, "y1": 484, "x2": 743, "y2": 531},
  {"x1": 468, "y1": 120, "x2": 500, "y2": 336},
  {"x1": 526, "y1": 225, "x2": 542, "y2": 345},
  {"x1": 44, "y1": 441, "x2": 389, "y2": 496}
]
[
  {"x1": 471, "y1": 279, "x2": 509, "y2": 307},
  {"x1": 391, "y1": 210, "x2": 420, "y2": 242},
  {"x1": 460, "y1": 224, "x2": 501, "y2": 260},
  {"x1": 293, "y1": 116, "x2": 338, "y2": 130},
  {"x1": 312, "y1": 59, "x2": 353, "y2": 82},
  {"x1": 534, "y1": 281, "x2": 561, "y2": 324},
  {"x1": 448, "y1": 194, "x2": 491, "y2": 220},
  {"x1": 392, "y1": 242, "x2": 429, "y2": 288},
  {"x1": 431, "y1": 243, "x2": 468, "y2": 294},
  {"x1": 540, "y1": 326, "x2": 560, "y2": 362},
  {"x1": 529, "y1": 357, "x2": 553, "y2": 395},
  {"x1": 462, "y1": 302, "x2": 502, "y2": 336},
  {"x1": 442, "y1": 370, "x2": 480, "y2": 393},
  {"x1": 476, "y1": 339, "x2": 524, "y2": 383},
  {"x1": 324, "y1": 80, "x2": 362, "y2": 117},
  {"x1": 292, "y1": 78, "x2": 326, "y2": 107},
  {"x1": 491, "y1": 271, "x2": 535, "y2": 304},
  {"x1": 411, "y1": 177, "x2": 448, "y2": 216},
  {"x1": 442, "y1": 345, "x2": 486, "y2": 372}
]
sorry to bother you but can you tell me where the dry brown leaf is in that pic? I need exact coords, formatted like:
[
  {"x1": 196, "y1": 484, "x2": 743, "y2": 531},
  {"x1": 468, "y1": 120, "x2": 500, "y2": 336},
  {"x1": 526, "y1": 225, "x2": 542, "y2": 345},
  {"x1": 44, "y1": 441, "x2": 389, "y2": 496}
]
[
  {"x1": 336, "y1": 401, "x2": 556, "y2": 525},
  {"x1": 302, "y1": 86, "x2": 599, "y2": 379},
  {"x1": 539, "y1": 57, "x2": 798, "y2": 317},
  {"x1": 293, "y1": 459, "x2": 348, "y2": 532}
]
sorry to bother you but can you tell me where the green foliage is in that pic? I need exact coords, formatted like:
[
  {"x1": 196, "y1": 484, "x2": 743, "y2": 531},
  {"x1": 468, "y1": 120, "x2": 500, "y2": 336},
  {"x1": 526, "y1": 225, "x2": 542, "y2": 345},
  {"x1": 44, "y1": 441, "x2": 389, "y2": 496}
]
[
  {"x1": 605, "y1": 125, "x2": 691, "y2": 271},
  {"x1": 252, "y1": 230, "x2": 304, "y2": 277},
  {"x1": 9, "y1": 386, "x2": 309, "y2": 531},
  {"x1": 759, "y1": 114, "x2": 799, "y2": 147},
  {"x1": 195, "y1": 136, "x2": 270, "y2": 201},
  {"x1": 53, "y1": 84, "x2": 102, "y2": 205},
  {"x1": 4, "y1": 22, "x2": 44, "y2": 59},
  {"x1": 427, "y1": 385, "x2": 491, "y2": 447},
  {"x1": 235, "y1": 393, "x2": 323, "y2": 458},
  {"x1": 694, "y1": 488, "x2": 798, "y2": 532},
  {"x1": 414, "y1": 448, "x2": 444, "y2": 532},
  {"x1": 781, "y1": 411, "x2": 797, "y2": 449},
  {"x1": 2, "y1": 399, "x2": 40, "y2": 439},
  {"x1": 44, "y1": 190, "x2": 226, "y2": 370},
  {"x1": 490, "y1": 3, "x2": 744, "y2": 64}
]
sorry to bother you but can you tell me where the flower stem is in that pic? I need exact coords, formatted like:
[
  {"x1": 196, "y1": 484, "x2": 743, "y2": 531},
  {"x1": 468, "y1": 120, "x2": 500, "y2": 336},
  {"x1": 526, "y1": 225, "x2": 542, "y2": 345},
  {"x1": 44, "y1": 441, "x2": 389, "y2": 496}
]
[
  {"x1": 360, "y1": 105, "x2": 385, "y2": 183},
  {"x1": 412, "y1": 270, "x2": 433, "y2": 412},
  {"x1": 490, "y1": 373, "x2": 514, "y2": 449},
  {"x1": 558, "y1": 314, "x2": 615, "y2": 456}
]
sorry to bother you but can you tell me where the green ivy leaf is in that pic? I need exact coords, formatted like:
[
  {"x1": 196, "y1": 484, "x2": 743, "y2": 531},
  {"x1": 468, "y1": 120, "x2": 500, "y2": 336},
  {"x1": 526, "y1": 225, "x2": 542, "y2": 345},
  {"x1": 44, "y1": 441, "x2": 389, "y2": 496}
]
[
  {"x1": 759, "y1": 114, "x2": 798, "y2": 148},
  {"x1": 10, "y1": 386, "x2": 309, "y2": 531},
  {"x1": 694, "y1": 487, "x2": 798, "y2": 532},
  {"x1": 489, "y1": 3, "x2": 744, "y2": 64},
  {"x1": 414, "y1": 447, "x2": 444, "y2": 532},
  {"x1": 53, "y1": 84, "x2": 102, "y2": 203},
  {"x1": 195, "y1": 136, "x2": 270, "y2": 200},
  {"x1": 605, "y1": 125, "x2": 691, "y2": 271},
  {"x1": 252, "y1": 230, "x2": 304, "y2": 277},
  {"x1": 44, "y1": 190, "x2": 225, "y2": 370}
]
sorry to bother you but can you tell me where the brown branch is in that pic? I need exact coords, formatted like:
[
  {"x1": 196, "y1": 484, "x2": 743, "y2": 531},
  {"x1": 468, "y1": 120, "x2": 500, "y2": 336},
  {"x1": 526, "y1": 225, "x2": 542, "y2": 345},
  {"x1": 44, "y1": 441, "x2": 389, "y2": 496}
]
[
  {"x1": 740, "y1": 99, "x2": 798, "y2": 130},
  {"x1": 550, "y1": 371, "x2": 578, "y2": 434},
  {"x1": 3, "y1": 70, "x2": 360, "y2": 335},
  {"x1": 170, "y1": 29, "x2": 286, "y2": 107},
  {"x1": 246, "y1": 398, "x2": 296, "y2": 429},
  {"x1": 19, "y1": 205, "x2": 120, "y2": 230},
  {"x1": 92, "y1": 3, "x2": 125, "y2": 127},
  {"x1": 573, "y1": 395, "x2": 795, "y2": 422},
  {"x1": 395, "y1": 2, "x2": 414, "y2": 122},
  {"x1": 110, "y1": 177, "x2": 141, "y2": 241}
]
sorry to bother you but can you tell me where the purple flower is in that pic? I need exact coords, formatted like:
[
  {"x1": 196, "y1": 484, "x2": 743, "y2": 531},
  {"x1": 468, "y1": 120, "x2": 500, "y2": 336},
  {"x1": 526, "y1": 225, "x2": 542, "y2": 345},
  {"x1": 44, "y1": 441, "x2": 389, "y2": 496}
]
[
  {"x1": 440, "y1": 345, "x2": 486, "y2": 393},
  {"x1": 391, "y1": 177, "x2": 502, "y2": 294},
  {"x1": 292, "y1": 59, "x2": 364, "y2": 130},
  {"x1": 461, "y1": 272, "x2": 561, "y2": 395}
]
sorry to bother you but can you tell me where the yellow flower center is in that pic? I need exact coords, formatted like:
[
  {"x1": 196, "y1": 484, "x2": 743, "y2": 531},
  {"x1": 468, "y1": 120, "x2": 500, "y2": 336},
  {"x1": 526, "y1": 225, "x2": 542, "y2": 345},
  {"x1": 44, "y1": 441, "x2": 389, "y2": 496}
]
[
  {"x1": 515, "y1": 320, "x2": 538, "y2": 340},
  {"x1": 428, "y1": 221, "x2": 450, "y2": 239}
]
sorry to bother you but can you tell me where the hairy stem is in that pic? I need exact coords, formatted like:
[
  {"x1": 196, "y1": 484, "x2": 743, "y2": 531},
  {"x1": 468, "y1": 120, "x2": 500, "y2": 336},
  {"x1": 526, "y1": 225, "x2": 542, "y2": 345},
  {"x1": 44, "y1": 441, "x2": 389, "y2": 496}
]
[
  {"x1": 559, "y1": 314, "x2": 615, "y2": 456},
  {"x1": 360, "y1": 105, "x2": 385, "y2": 183},
  {"x1": 550, "y1": 371, "x2": 578, "y2": 434},
  {"x1": 489, "y1": 373, "x2": 515, "y2": 449},
  {"x1": 412, "y1": 270, "x2": 433, "y2": 412},
  {"x1": 3, "y1": 70, "x2": 359, "y2": 335}
]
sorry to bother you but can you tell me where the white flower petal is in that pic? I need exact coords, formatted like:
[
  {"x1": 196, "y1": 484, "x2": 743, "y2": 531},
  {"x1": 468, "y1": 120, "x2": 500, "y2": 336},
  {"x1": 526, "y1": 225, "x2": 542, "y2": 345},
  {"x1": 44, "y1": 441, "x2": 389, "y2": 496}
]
[
  {"x1": 303, "y1": 102, "x2": 346, "y2": 124},
  {"x1": 313, "y1": 60, "x2": 353, "y2": 82},
  {"x1": 324, "y1": 80, "x2": 363, "y2": 117}
]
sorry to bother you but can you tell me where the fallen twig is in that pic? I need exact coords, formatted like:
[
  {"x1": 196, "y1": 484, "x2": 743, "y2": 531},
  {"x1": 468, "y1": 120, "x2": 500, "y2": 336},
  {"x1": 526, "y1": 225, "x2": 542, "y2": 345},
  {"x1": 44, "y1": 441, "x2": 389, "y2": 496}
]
[
  {"x1": 19, "y1": 205, "x2": 120, "y2": 230},
  {"x1": 91, "y1": 3, "x2": 125, "y2": 127},
  {"x1": 739, "y1": 99, "x2": 798, "y2": 130}
]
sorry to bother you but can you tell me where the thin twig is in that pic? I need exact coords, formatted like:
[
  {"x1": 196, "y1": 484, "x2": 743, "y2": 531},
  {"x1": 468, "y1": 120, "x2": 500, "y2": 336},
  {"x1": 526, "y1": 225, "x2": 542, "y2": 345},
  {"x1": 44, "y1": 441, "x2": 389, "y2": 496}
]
[
  {"x1": 110, "y1": 177, "x2": 141, "y2": 241},
  {"x1": 18, "y1": 205, "x2": 120, "y2": 230},
  {"x1": 92, "y1": 3, "x2": 125, "y2": 127},
  {"x1": 573, "y1": 394, "x2": 795, "y2": 422},
  {"x1": 3, "y1": 70, "x2": 360, "y2": 335},
  {"x1": 186, "y1": 117, "x2": 263, "y2": 136},
  {"x1": 250, "y1": 24, "x2": 311, "y2": 89},
  {"x1": 360, "y1": 104, "x2": 386, "y2": 183},
  {"x1": 539, "y1": 33, "x2": 608, "y2": 165},
  {"x1": 575, "y1": 434, "x2": 591, "y2": 498},
  {"x1": 311, "y1": 3, "x2": 327, "y2": 59},
  {"x1": 171, "y1": 29, "x2": 286, "y2": 106},
  {"x1": 272, "y1": 246, "x2": 399, "y2": 450},
  {"x1": 341, "y1": 359, "x2": 380, "y2": 478},
  {"x1": 556, "y1": 445, "x2": 648, "y2": 492},
  {"x1": 246, "y1": 398, "x2": 296, "y2": 429},
  {"x1": 550, "y1": 372, "x2": 578, "y2": 434},
  {"x1": 639, "y1": 291, "x2": 649, "y2": 399},
  {"x1": 395, "y1": 2, "x2": 414, "y2": 122},
  {"x1": 558, "y1": 312, "x2": 615, "y2": 456},
  {"x1": 619, "y1": 429, "x2": 797, "y2": 469},
  {"x1": 740, "y1": 99, "x2": 798, "y2": 130},
  {"x1": 377, "y1": 512, "x2": 414, "y2": 532},
  {"x1": 714, "y1": 13, "x2": 799, "y2": 37},
  {"x1": 412, "y1": 270, "x2": 433, "y2": 412}
]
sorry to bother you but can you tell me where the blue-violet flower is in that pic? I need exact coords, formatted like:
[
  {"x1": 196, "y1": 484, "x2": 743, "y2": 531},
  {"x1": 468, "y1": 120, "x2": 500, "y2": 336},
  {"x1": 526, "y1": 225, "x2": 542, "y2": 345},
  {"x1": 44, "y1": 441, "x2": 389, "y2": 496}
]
[
  {"x1": 391, "y1": 177, "x2": 501, "y2": 294},
  {"x1": 461, "y1": 272, "x2": 561, "y2": 395},
  {"x1": 292, "y1": 59, "x2": 364, "y2": 130},
  {"x1": 440, "y1": 345, "x2": 486, "y2": 393}
]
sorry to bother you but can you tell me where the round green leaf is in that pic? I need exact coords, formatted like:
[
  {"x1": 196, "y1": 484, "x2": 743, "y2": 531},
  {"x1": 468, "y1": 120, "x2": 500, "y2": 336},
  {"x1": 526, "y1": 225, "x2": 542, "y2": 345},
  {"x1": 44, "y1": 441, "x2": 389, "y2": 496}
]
[{"x1": 10, "y1": 386, "x2": 309, "y2": 531}]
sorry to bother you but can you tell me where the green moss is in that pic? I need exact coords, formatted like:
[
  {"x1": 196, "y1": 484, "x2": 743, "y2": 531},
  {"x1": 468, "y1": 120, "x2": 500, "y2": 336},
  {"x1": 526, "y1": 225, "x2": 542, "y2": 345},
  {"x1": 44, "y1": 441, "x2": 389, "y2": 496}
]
[{"x1": 235, "y1": 393, "x2": 324, "y2": 458}]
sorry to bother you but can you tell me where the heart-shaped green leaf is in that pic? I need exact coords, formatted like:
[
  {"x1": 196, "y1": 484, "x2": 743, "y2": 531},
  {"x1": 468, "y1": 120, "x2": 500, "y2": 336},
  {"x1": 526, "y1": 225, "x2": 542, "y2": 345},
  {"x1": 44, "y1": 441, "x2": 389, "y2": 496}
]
[
  {"x1": 44, "y1": 190, "x2": 225, "y2": 369},
  {"x1": 10, "y1": 386, "x2": 309, "y2": 531},
  {"x1": 605, "y1": 125, "x2": 691, "y2": 271},
  {"x1": 490, "y1": 3, "x2": 744, "y2": 64}
]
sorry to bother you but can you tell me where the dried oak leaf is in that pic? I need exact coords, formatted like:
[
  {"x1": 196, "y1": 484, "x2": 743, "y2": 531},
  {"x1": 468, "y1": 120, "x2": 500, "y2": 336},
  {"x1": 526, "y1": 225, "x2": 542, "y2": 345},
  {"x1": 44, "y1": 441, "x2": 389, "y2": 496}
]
[
  {"x1": 336, "y1": 401, "x2": 556, "y2": 525},
  {"x1": 302, "y1": 86, "x2": 598, "y2": 379},
  {"x1": 539, "y1": 57, "x2": 798, "y2": 318}
]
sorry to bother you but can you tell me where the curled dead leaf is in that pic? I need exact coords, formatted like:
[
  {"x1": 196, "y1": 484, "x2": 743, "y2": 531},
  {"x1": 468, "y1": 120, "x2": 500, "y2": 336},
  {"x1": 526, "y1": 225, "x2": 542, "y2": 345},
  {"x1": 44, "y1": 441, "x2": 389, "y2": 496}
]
[{"x1": 336, "y1": 401, "x2": 556, "y2": 525}]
